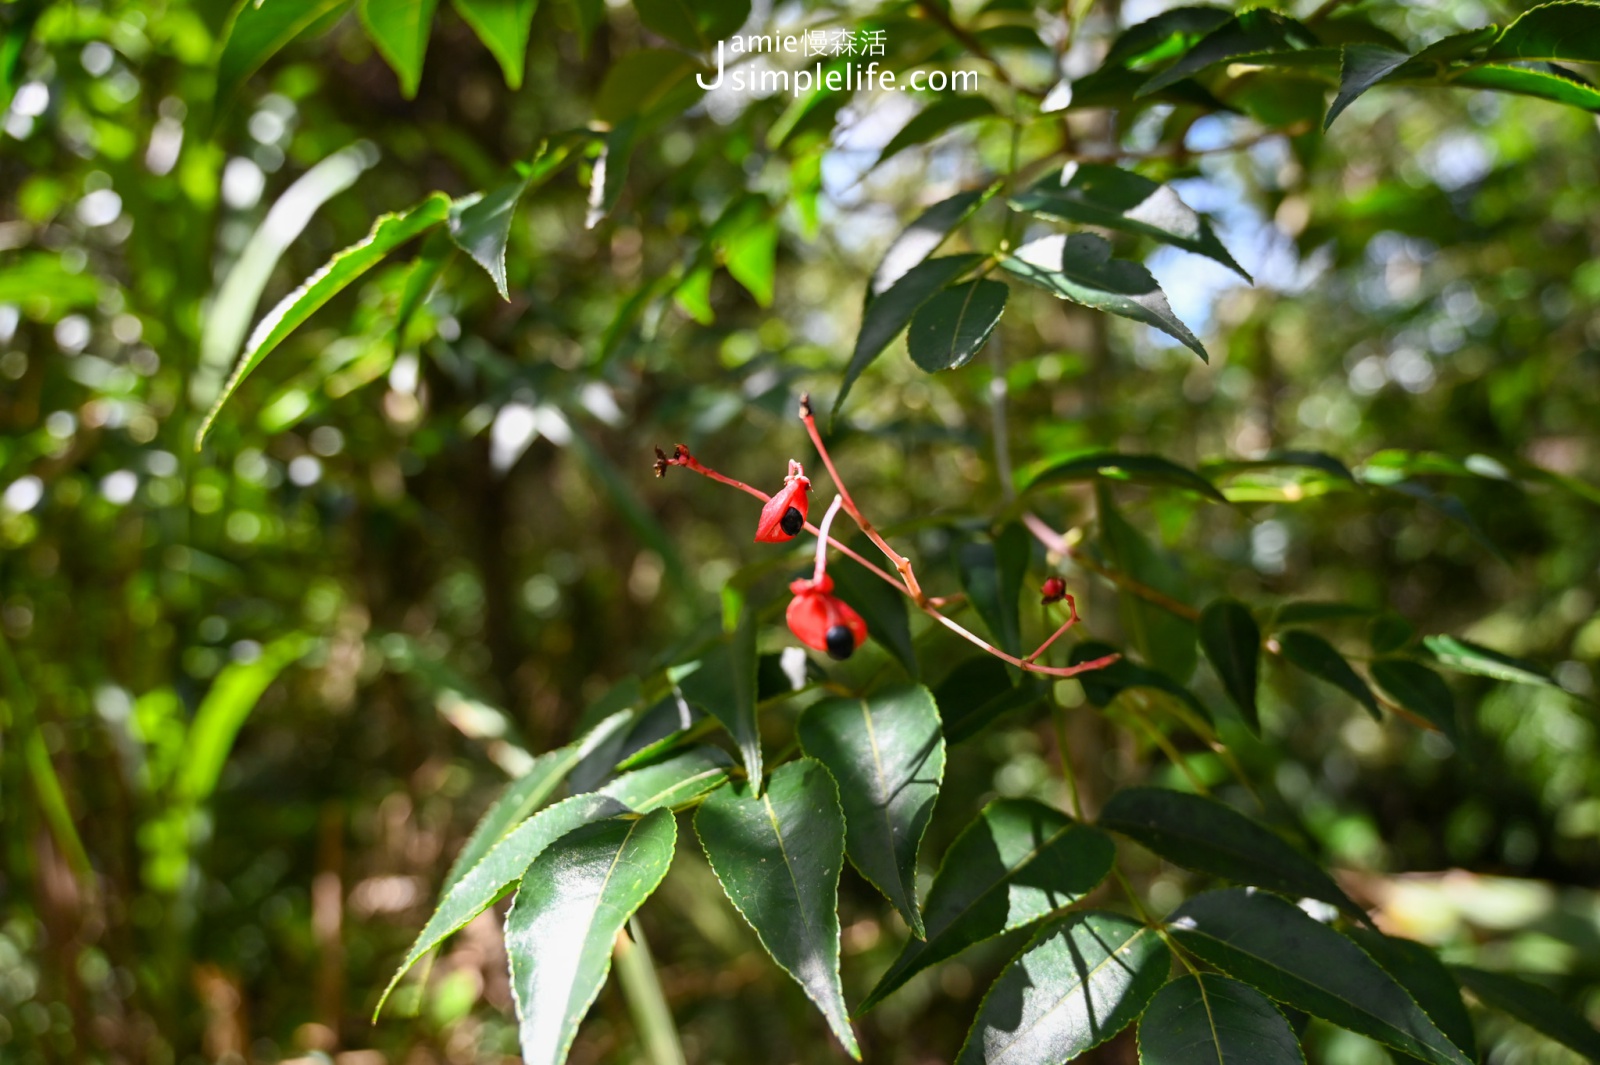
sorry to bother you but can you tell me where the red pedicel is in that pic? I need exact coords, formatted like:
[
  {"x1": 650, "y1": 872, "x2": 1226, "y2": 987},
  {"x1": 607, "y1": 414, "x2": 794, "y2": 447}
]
[
  {"x1": 755, "y1": 460, "x2": 812, "y2": 543},
  {"x1": 785, "y1": 574, "x2": 867, "y2": 660},
  {"x1": 1040, "y1": 576, "x2": 1067, "y2": 604}
]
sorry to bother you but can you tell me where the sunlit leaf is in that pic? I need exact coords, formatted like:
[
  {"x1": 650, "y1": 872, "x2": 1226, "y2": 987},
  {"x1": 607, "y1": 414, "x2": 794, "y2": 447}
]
[
  {"x1": 196, "y1": 194, "x2": 452, "y2": 446},
  {"x1": 1003, "y1": 234, "x2": 1208, "y2": 361},
  {"x1": 957, "y1": 911, "x2": 1169, "y2": 1064},
  {"x1": 1421, "y1": 635, "x2": 1558, "y2": 688},
  {"x1": 695, "y1": 760, "x2": 860, "y2": 1058},
  {"x1": 1138, "y1": 974, "x2": 1304, "y2": 1064},
  {"x1": 449, "y1": 177, "x2": 527, "y2": 300},
  {"x1": 674, "y1": 608, "x2": 760, "y2": 789},
  {"x1": 1012, "y1": 164, "x2": 1248, "y2": 279},
  {"x1": 452, "y1": 0, "x2": 538, "y2": 88},
  {"x1": 441, "y1": 745, "x2": 584, "y2": 894},
  {"x1": 505, "y1": 809, "x2": 677, "y2": 1065},
  {"x1": 359, "y1": 0, "x2": 440, "y2": 98},
  {"x1": 871, "y1": 186, "x2": 996, "y2": 297},
  {"x1": 859, "y1": 800, "x2": 1114, "y2": 1012},
  {"x1": 215, "y1": 0, "x2": 353, "y2": 116},
  {"x1": 798, "y1": 685, "x2": 945, "y2": 937},
  {"x1": 907, "y1": 279, "x2": 1008, "y2": 372},
  {"x1": 1167, "y1": 889, "x2": 1471, "y2": 1065},
  {"x1": 377, "y1": 749, "x2": 725, "y2": 1016}
]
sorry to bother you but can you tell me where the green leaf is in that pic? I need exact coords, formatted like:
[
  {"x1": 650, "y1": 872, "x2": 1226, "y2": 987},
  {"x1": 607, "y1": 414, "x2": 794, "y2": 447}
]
[
  {"x1": 1166, "y1": 889, "x2": 1471, "y2": 1065},
  {"x1": 359, "y1": 0, "x2": 440, "y2": 98},
  {"x1": 198, "y1": 143, "x2": 379, "y2": 398},
  {"x1": 837, "y1": 253, "x2": 983, "y2": 416},
  {"x1": 1370, "y1": 659, "x2": 1458, "y2": 743},
  {"x1": 1138, "y1": 974, "x2": 1304, "y2": 1064},
  {"x1": 695, "y1": 760, "x2": 860, "y2": 1058},
  {"x1": 585, "y1": 117, "x2": 638, "y2": 229},
  {"x1": 1098, "y1": 787, "x2": 1363, "y2": 920},
  {"x1": 907, "y1": 279, "x2": 1008, "y2": 372},
  {"x1": 377, "y1": 749, "x2": 724, "y2": 1016},
  {"x1": 215, "y1": 0, "x2": 353, "y2": 117},
  {"x1": 871, "y1": 186, "x2": 996, "y2": 297},
  {"x1": 1445, "y1": 62, "x2": 1600, "y2": 113},
  {"x1": 175, "y1": 634, "x2": 312, "y2": 805},
  {"x1": 1012, "y1": 165, "x2": 1248, "y2": 280},
  {"x1": 1101, "y1": 5, "x2": 1234, "y2": 69},
  {"x1": 1023, "y1": 450, "x2": 1227, "y2": 502},
  {"x1": 1421, "y1": 635, "x2": 1558, "y2": 688},
  {"x1": 1003, "y1": 234, "x2": 1208, "y2": 362},
  {"x1": 1451, "y1": 965, "x2": 1600, "y2": 1060},
  {"x1": 828, "y1": 537, "x2": 919, "y2": 678},
  {"x1": 722, "y1": 216, "x2": 779, "y2": 308},
  {"x1": 505, "y1": 808, "x2": 677, "y2": 1065},
  {"x1": 674, "y1": 609, "x2": 760, "y2": 789},
  {"x1": 1279, "y1": 630, "x2": 1381, "y2": 720},
  {"x1": 859, "y1": 799, "x2": 1114, "y2": 1012},
  {"x1": 798, "y1": 685, "x2": 946, "y2": 939},
  {"x1": 877, "y1": 96, "x2": 998, "y2": 167},
  {"x1": 934, "y1": 658, "x2": 1048, "y2": 743},
  {"x1": 1199, "y1": 599, "x2": 1261, "y2": 732},
  {"x1": 591, "y1": 745, "x2": 731, "y2": 810},
  {"x1": 395, "y1": 228, "x2": 456, "y2": 345},
  {"x1": 957, "y1": 910, "x2": 1169, "y2": 1064},
  {"x1": 441, "y1": 745, "x2": 582, "y2": 894},
  {"x1": 449, "y1": 178, "x2": 527, "y2": 300},
  {"x1": 1488, "y1": 2, "x2": 1600, "y2": 63},
  {"x1": 1137, "y1": 9, "x2": 1318, "y2": 96},
  {"x1": 1345, "y1": 930, "x2": 1477, "y2": 1061},
  {"x1": 955, "y1": 523, "x2": 1030, "y2": 658},
  {"x1": 379, "y1": 792, "x2": 626, "y2": 1016},
  {"x1": 1096, "y1": 485, "x2": 1199, "y2": 683},
  {"x1": 451, "y1": 0, "x2": 537, "y2": 88},
  {"x1": 196, "y1": 194, "x2": 451, "y2": 447},
  {"x1": 1325, "y1": 44, "x2": 1411, "y2": 129}
]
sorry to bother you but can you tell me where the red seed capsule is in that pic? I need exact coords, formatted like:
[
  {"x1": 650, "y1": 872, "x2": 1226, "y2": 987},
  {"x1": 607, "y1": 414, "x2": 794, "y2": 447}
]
[
  {"x1": 755, "y1": 461, "x2": 812, "y2": 543},
  {"x1": 1040, "y1": 576, "x2": 1067, "y2": 604},
  {"x1": 785, "y1": 574, "x2": 867, "y2": 660}
]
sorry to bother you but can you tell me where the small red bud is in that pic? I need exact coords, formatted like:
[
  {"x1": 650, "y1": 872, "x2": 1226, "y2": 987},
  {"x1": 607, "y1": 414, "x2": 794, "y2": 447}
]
[
  {"x1": 786, "y1": 574, "x2": 868, "y2": 660},
  {"x1": 755, "y1": 461, "x2": 812, "y2": 543},
  {"x1": 1041, "y1": 577, "x2": 1068, "y2": 604}
]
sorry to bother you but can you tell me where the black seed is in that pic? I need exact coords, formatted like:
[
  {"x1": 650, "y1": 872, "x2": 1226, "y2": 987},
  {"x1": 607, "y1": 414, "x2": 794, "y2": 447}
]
[
  {"x1": 825, "y1": 624, "x2": 855, "y2": 660},
  {"x1": 780, "y1": 506, "x2": 804, "y2": 536}
]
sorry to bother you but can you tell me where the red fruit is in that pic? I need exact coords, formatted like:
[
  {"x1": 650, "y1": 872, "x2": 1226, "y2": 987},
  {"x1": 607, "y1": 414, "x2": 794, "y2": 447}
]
[
  {"x1": 755, "y1": 461, "x2": 812, "y2": 543},
  {"x1": 1040, "y1": 577, "x2": 1067, "y2": 604},
  {"x1": 786, "y1": 575, "x2": 867, "y2": 660}
]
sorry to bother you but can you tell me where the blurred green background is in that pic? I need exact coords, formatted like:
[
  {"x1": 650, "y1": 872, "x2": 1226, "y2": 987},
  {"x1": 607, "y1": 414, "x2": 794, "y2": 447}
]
[{"x1": 2, "y1": 0, "x2": 1599, "y2": 1062}]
